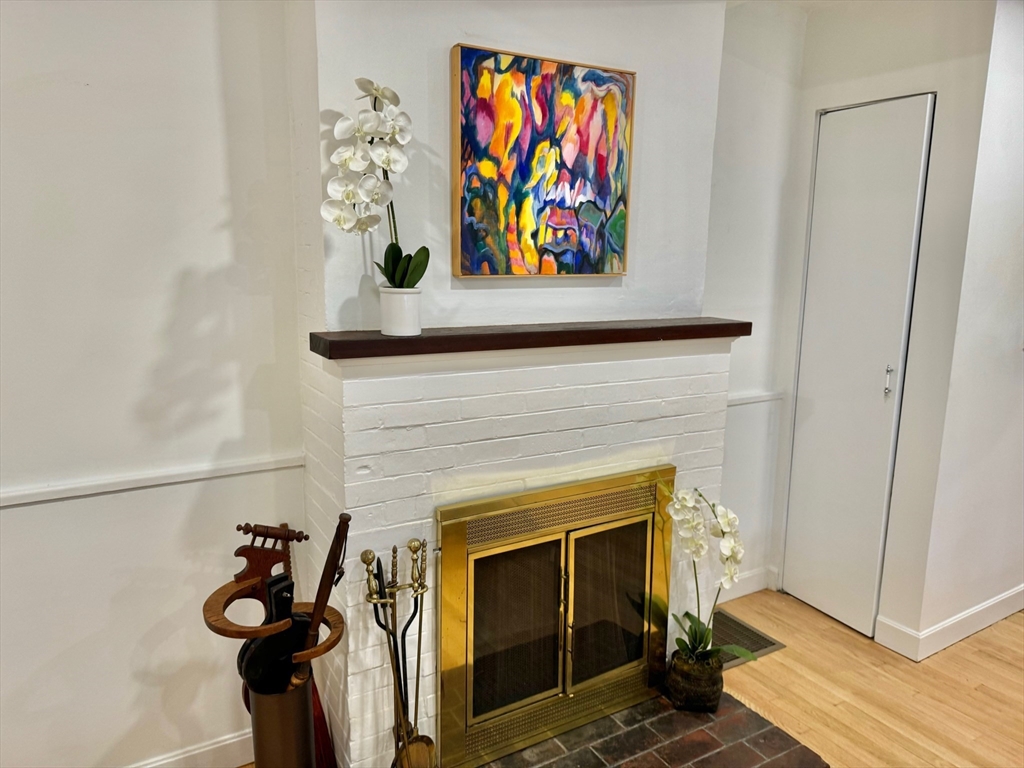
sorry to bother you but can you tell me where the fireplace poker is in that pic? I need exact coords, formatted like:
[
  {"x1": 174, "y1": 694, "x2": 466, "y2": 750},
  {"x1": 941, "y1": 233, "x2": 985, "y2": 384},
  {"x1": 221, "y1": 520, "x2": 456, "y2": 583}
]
[
  {"x1": 405, "y1": 540, "x2": 435, "y2": 768},
  {"x1": 382, "y1": 581, "x2": 411, "y2": 760},
  {"x1": 387, "y1": 574, "x2": 432, "y2": 768},
  {"x1": 399, "y1": 544, "x2": 422, "y2": 708},
  {"x1": 412, "y1": 539, "x2": 427, "y2": 728},
  {"x1": 379, "y1": 555, "x2": 408, "y2": 711}
]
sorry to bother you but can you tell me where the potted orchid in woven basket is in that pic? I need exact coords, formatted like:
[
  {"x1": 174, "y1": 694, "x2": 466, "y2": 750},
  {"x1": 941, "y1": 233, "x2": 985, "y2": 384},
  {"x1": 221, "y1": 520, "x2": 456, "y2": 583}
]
[
  {"x1": 322, "y1": 78, "x2": 429, "y2": 337},
  {"x1": 664, "y1": 488, "x2": 756, "y2": 712}
]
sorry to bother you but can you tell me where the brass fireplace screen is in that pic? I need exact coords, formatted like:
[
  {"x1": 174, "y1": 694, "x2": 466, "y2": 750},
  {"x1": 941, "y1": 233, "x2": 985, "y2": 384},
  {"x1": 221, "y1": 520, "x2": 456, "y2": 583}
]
[{"x1": 437, "y1": 466, "x2": 674, "y2": 768}]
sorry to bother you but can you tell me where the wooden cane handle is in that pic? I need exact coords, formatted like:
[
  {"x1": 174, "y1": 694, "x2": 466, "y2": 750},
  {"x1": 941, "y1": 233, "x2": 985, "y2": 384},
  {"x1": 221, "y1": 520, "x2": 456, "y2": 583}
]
[{"x1": 203, "y1": 577, "x2": 293, "y2": 639}]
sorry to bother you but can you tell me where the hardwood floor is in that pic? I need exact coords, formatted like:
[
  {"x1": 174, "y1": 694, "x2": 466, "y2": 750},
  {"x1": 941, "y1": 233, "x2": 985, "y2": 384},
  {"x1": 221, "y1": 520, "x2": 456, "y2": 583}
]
[{"x1": 722, "y1": 590, "x2": 1024, "y2": 768}]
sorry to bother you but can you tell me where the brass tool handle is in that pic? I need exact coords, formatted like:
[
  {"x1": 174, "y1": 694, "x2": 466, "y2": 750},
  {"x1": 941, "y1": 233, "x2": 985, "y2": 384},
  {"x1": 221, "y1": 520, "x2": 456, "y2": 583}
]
[{"x1": 361, "y1": 549, "x2": 378, "y2": 600}]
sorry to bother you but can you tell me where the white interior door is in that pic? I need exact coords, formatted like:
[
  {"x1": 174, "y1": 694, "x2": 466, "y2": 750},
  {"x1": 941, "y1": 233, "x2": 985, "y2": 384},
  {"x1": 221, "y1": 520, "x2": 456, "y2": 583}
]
[{"x1": 783, "y1": 94, "x2": 934, "y2": 636}]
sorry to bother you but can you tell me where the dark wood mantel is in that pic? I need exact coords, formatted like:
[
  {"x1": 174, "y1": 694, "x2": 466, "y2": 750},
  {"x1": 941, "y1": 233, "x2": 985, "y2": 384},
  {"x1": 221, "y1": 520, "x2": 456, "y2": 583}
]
[{"x1": 309, "y1": 317, "x2": 751, "y2": 360}]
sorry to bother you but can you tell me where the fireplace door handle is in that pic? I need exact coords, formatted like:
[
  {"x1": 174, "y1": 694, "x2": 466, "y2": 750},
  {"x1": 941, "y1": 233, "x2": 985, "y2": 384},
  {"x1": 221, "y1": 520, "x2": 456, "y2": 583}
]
[{"x1": 558, "y1": 601, "x2": 566, "y2": 655}]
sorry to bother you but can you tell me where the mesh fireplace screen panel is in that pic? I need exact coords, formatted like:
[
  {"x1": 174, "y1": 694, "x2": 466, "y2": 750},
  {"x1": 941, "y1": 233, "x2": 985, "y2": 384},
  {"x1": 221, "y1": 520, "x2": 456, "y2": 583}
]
[
  {"x1": 471, "y1": 538, "x2": 562, "y2": 719},
  {"x1": 570, "y1": 519, "x2": 649, "y2": 685}
]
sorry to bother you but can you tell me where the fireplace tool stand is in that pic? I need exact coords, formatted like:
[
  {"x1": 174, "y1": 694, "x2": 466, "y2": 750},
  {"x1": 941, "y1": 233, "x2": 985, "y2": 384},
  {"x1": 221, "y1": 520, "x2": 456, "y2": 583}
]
[
  {"x1": 361, "y1": 540, "x2": 435, "y2": 768},
  {"x1": 203, "y1": 514, "x2": 351, "y2": 768}
]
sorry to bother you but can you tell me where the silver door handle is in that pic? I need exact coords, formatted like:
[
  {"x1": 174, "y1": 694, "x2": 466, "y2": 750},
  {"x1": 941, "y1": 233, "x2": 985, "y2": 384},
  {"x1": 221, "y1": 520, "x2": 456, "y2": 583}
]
[{"x1": 884, "y1": 365, "x2": 893, "y2": 396}]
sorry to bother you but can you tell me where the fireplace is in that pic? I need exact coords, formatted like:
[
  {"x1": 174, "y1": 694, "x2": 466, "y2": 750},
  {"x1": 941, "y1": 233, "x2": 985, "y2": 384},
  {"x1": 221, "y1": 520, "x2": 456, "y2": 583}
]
[
  {"x1": 437, "y1": 466, "x2": 674, "y2": 767},
  {"x1": 301, "y1": 325, "x2": 746, "y2": 766}
]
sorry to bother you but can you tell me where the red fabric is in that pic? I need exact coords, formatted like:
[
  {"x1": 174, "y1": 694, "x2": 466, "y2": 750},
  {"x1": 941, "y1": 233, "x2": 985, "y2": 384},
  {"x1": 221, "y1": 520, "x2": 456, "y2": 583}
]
[{"x1": 311, "y1": 676, "x2": 338, "y2": 768}]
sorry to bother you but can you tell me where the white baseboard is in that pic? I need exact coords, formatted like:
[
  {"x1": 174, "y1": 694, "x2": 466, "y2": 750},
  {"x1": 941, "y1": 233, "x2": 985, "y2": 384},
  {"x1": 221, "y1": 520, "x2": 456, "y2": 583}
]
[
  {"x1": 128, "y1": 730, "x2": 253, "y2": 768},
  {"x1": 875, "y1": 584, "x2": 1024, "y2": 661},
  {"x1": 717, "y1": 567, "x2": 768, "y2": 604},
  {"x1": 765, "y1": 566, "x2": 780, "y2": 592}
]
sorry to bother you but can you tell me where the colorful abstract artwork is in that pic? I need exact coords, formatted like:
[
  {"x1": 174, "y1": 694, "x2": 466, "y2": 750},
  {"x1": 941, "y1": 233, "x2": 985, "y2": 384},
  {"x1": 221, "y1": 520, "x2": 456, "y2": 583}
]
[{"x1": 452, "y1": 45, "x2": 635, "y2": 277}]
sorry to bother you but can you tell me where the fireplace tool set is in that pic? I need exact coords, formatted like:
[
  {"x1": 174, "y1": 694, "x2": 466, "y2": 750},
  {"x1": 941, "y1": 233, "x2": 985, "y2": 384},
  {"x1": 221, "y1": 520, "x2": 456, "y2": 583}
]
[
  {"x1": 203, "y1": 514, "x2": 351, "y2": 768},
  {"x1": 361, "y1": 541, "x2": 436, "y2": 768}
]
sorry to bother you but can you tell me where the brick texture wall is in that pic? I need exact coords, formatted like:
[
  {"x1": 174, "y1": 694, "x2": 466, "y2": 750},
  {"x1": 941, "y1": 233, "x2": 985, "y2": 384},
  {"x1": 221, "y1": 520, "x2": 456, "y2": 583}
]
[{"x1": 298, "y1": 346, "x2": 731, "y2": 767}]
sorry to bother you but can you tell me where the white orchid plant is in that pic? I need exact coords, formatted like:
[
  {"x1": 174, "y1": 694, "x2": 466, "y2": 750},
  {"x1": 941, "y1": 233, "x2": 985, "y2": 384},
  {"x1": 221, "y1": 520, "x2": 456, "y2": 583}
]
[
  {"x1": 667, "y1": 487, "x2": 757, "y2": 665},
  {"x1": 322, "y1": 78, "x2": 429, "y2": 289}
]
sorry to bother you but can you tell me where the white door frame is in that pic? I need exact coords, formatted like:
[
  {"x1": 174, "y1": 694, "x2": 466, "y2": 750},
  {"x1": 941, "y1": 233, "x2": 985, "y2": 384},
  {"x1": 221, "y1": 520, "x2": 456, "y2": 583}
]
[{"x1": 778, "y1": 93, "x2": 937, "y2": 630}]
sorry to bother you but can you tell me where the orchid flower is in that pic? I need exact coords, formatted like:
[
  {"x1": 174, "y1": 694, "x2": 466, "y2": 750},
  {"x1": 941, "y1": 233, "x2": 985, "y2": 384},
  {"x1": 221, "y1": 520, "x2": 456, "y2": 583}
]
[
  {"x1": 368, "y1": 143, "x2": 409, "y2": 174},
  {"x1": 323, "y1": 78, "x2": 416, "y2": 248},
  {"x1": 321, "y1": 200, "x2": 359, "y2": 231},
  {"x1": 719, "y1": 534, "x2": 744, "y2": 565},
  {"x1": 334, "y1": 109, "x2": 383, "y2": 142},
  {"x1": 357, "y1": 174, "x2": 394, "y2": 207},
  {"x1": 680, "y1": 511, "x2": 705, "y2": 539},
  {"x1": 350, "y1": 214, "x2": 382, "y2": 234},
  {"x1": 355, "y1": 77, "x2": 400, "y2": 106},
  {"x1": 669, "y1": 489, "x2": 700, "y2": 522},
  {"x1": 667, "y1": 487, "x2": 757, "y2": 665},
  {"x1": 331, "y1": 143, "x2": 371, "y2": 173},
  {"x1": 708, "y1": 505, "x2": 739, "y2": 538},
  {"x1": 381, "y1": 105, "x2": 413, "y2": 145},
  {"x1": 679, "y1": 532, "x2": 708, "y2": 561},
  {"x1": 719, "y1": 560, "x2": 740, "y2": 590},
  {"x1": 327, "y1": 171, "x2": 363, "y2": 206},
  {"x1": 674, "y1": 489, "x2": 699, "y2": 508}
]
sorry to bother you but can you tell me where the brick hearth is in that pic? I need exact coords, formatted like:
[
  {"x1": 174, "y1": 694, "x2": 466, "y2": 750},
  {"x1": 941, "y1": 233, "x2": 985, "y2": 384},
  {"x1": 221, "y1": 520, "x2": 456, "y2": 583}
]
[{"x1": 485, "y1": 694, "x2": 829, "y2": 768}]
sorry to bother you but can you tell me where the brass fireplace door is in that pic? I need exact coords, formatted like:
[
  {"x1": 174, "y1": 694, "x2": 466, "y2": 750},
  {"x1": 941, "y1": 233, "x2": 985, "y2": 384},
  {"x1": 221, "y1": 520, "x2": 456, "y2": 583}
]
[{"x1": 438, "y1": 466, "x2": 674, "y2": 768}]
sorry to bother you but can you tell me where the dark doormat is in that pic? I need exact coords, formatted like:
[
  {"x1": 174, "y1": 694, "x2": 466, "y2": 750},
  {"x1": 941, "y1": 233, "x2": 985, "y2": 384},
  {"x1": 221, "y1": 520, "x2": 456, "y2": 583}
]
[{"x1": 712, "y1": 610, "x2": 785, "y2": 670}]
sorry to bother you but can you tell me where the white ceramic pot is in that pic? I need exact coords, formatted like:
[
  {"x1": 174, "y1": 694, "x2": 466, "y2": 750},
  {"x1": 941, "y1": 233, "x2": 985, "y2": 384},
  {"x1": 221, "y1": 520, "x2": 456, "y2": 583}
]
[{"x1": 379, "y1": 286, "x2": 422, "y2": 337}]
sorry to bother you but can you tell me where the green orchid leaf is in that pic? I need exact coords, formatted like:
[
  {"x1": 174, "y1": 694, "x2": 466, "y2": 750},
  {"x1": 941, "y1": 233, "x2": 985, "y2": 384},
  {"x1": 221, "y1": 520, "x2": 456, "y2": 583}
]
[
  {"x1": 403, "y1": 246, "x2": 430, "y2": 288},
  {"x1": 671, "y1": 613, "x2": 686, "y2": 631},
  {"x1": 394, "y1": 253, "x2": 412, "y2": 287},
  {"x1": 717, "y1": 644, "x2": 758, "y2": 661},
  {"x1": 385, "y1": 242, "x2": 402, "y2": 283},
  {"x1": 675, "y1": 637, "x2": 687, "y2": 652},
  {"x1": 374, "y1": 261, "x2": 387, "y2": 278}
]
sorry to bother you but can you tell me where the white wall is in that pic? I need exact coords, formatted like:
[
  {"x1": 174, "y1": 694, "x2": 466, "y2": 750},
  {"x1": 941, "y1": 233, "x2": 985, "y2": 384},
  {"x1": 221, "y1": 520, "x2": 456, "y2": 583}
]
[
  {"x1": 0, "y1": 1, "x2": 306, "y2": 765},
  {"x1": 314, "y1": 0, "x2": 726, "y2": 331},
  {"x1": 758, "y1": 2, "x2": 997, "y2": 646},
  {"x1": 916, "y1": 0, "x2": 1024, "y2": 652},
  {"x1": 704, "y1": 0, "x2": 807, "y2": 593}
]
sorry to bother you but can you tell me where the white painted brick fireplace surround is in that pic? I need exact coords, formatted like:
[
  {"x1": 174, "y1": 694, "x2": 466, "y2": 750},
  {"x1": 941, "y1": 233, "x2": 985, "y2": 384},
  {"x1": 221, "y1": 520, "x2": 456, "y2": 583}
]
[{"x1": 298, "y1": 338, "x2": 737, "y2": 768}]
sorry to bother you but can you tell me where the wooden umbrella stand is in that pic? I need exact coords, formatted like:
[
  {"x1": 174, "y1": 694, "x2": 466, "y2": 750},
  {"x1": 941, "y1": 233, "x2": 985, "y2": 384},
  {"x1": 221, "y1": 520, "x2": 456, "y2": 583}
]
[{"x1": 203, "y1": 515, "x2": 351, "y2": 768}]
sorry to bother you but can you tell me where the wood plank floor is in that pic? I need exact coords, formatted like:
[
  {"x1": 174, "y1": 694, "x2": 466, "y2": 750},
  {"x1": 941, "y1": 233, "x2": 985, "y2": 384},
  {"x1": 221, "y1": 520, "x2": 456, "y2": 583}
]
[{"x1": 722, "y1": 590, "x2": 1024, "y2": 768}]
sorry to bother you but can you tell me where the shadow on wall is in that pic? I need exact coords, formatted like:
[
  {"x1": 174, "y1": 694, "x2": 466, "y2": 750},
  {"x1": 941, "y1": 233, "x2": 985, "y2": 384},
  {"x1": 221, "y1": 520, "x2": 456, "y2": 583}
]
[{"x1": 92, "y1": 2, "x2": 303, "y2": 764}]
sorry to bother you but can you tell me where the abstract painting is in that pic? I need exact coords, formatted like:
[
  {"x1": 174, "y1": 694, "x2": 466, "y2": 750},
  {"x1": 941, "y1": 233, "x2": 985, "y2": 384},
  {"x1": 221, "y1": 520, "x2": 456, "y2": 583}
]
[{"x1": 452, "y1": 45, "x2": 635, "y2": 277}]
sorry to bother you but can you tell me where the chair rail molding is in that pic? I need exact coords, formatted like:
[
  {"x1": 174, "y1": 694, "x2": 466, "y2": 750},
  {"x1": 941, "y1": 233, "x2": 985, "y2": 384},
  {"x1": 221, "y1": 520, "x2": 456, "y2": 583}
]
[{"x1": 0, "y1": 452, "x2": 306, "y2": 509}]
